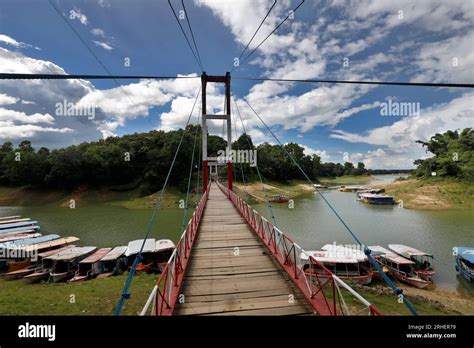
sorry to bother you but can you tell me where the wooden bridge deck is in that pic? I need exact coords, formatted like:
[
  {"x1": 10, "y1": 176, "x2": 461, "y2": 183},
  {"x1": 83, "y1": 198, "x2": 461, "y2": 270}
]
[{"x1": 174, "y1": 183, "x2": 315, "y2": 315}]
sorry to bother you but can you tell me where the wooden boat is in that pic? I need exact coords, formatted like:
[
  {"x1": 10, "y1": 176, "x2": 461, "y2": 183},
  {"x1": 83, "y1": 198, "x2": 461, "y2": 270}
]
[
  {"x1": 301, "y1": 244, "x2": 373, "y2": 285},
  {"x1": 358, "y1": 193, "x2": 395, "y2": 205},
  {"x1": 0, "y1": 225, "x2": 40, "y2": 234},
  {"x1": 368, "y1": 246, "x2": 432, "y2": 289},
  {"x1": 357, "y1": 188, "x2": 385, "y2": 194},
  {"x1": 269, "y1": 195, "x2": 289, "y2": 203},
  {"x1": 0, "y1": 218, "x2": 31, "y2": 225},
  {"x1": 0, "y1": 220, "x2": 39, "y2": 231},
  {"x1": 339, "y1": 185, "x2": 368, "y2": 192},
  {"x1": 389, "y1": 244, "x2": 435, "y2": 281},
  {"x1": 3, "y1": 265, "x2": 36, "y2": 280},
  {"x1": 126, "y1": 239, "x2": 156, "y2": 273},
  {"x1": 453, "y1": 246, "x2": 474, "y2": 282},
  {"x1": 96, "y1": 246, "x2": 128, "y2": 279},
  {"x1": 0, "y1": 232, "x2": 41, "y2": 243},
  {"x1": 22, "y1": 246, "x2": 76, "y2": 283},
  {"x1": 47, "y1": 246, "x2": 97, "y2": 282},
  {"x1": 155, "y1": 239, "x2": 175, "y2": 272},
  {"x1": 13, "y1": 236, "x2": 79, "y2": 256},
  {"x1": 0, "y1": 215, "x2": 21, "y2": 220},
  {"x1": 69, "y1": 248, "x2": 112, "y2": 282},
  {"x1": 313, "y1": 184, "x2": 328, "y2": 189},
  {"x1": 0, "y1": 234, "x2": 60, "y2": 249}
]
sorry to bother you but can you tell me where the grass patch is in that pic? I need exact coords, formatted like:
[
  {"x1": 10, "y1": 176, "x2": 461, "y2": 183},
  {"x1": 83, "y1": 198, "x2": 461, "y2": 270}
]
[
  {"x1": 379, "y1": 178, "x2": 474, "y2": 210},
  {"x1": 0, "y1": 274, "x2": 157, "y2": 315}
]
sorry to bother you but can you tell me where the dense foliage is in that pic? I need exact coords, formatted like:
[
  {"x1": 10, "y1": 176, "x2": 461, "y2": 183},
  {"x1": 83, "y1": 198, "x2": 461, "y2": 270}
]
[
  {"x1": 413, "y1": 128, "x2": 473, "y2": 181},
  {"x1": 0, "y1": 127, "x2": 372, "y2": 192}
]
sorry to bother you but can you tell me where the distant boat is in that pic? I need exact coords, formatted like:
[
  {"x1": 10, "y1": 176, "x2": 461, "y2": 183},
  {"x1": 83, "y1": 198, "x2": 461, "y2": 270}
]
[
  {"x1": 357, "y1": 188, "x2": 385, "y2": 194},
  {"x1": 369, "y1": 246, "x2": 432, "y2": 289},
  {"x1": 269, "y1": 195, "x2": 289, "y2": 203},
  {"x1": 0, "y1": 220, "x2": 39, "y2": 231},
  {"x1": 69, "y1": 248, "x2": 112, "y2": 282},
  {"x1": 96, "y1": 246, "x2": 128, "y2": 279},
  {"x1": 300, "y1": 244, "x2": 373, "y2": 285},
  {"x1": 22, "y1": 246, "x2": 77, "y2": 283},
  {"x1": 389, "y1": 244, "x2": 435, "y2": 281},
  {"x1": 453, "y1": 246, "x2": 474, "y2": 282},
  {"x1": 48, "y1": 246, "x2": 97, "y2": 282},
  {"x1": 313, "y1": 184, "x2": 328, "y2": 189},
  {"x1": 155, "y1": 239, "x2": 175, "y2": 272},
  {"x1": 339, "y1": 185, "x2": 368, "y2": 192},
  {"x1": 0, "y1": 225, "x2": 40, "y2": 234},
  {"x1": 126, "y1": 239, "x2": 156, "y2": 273},
  {"x1": 358, "y1": 193, "x2": 395, "y2": 205}
]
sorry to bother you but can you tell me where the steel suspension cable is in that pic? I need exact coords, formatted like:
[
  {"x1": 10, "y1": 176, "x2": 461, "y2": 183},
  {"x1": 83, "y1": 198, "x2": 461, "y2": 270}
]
[
  {"x1": 231, "y1": 0, "x2": 277, "y2": 72},
  {"x1": 234, "y1": 99, "x2": 278, "y2": 227},
  {"x1": 114, "y1": 87, "x2": 201, "y2": 315},
  {"x1": 181, "y1": 0, "x2": 204, "y2": 71},
  {"x1": 0, "y1": 73, "x2": 199, "y2": 80},
  {"x1": 242, "y1": 97, "x2": 418, "y2": 316},
  {"x1": 168, "y1": 0, "x2": 204, "y2": 72},
  {"x1": 235, "y1": 76, "x2": 474, "y2": 89}
]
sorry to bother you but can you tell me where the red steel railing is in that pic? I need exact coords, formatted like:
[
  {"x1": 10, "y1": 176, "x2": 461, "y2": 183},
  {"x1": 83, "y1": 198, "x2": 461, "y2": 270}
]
[
  {"x1": 142, "y1": 182, "x2": 210, "y2": 316},
  {"x1": 217, "y1": 182, "x2": 382, "y2": 316}
]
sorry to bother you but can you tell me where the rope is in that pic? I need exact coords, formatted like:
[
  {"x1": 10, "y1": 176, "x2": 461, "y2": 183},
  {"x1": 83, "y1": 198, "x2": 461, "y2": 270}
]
[
  {"x1": 242, "y1": 97, "x2": 418, "y2": 316},
  {"x1": 114, "y1": 87, "x2": 201, "y2": 315},
  {"x1": 230, "y1": 101, "x2": 249, "y2": 200},
  {"x1": 231, "y1": 0, "x2": 277, "y2": 72},
  {"x1": 234, "y1": 99, "x2": 278, "y2": 227}
]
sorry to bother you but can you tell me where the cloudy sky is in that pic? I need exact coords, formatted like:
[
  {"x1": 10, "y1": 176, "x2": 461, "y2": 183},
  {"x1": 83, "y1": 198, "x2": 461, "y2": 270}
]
[{"x1": 0, "y1": 0, "x2": 473, "y2": 168}]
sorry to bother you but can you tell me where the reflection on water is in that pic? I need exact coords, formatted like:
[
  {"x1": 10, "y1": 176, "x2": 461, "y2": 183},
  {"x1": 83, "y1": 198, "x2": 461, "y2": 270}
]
[
  {"x1": 0, "y1": 205, "x2": 188, "y2": 248},
  {"x1": 255, "y1": 175, "x2": 473, "y2": 296}
]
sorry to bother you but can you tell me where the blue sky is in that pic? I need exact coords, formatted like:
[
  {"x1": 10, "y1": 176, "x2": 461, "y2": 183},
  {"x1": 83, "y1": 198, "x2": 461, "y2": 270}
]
[{"x1": 0, "y1": 0, "x2": 472, "y2": 168}]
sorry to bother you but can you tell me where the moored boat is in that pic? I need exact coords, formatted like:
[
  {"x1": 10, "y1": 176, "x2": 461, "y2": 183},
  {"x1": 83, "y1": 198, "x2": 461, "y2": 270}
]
[
  {"x1": 453, "y1": 246, "x2": 474, "y2": 282},
  {"x1": 126, "y1": 239, "x2": 156, "y2": 273},
  {"x1": 155, "y1": 239, "x2": 175, "y2": 272},
  {"x1": 69, "y1": 248, "x2": 112, "y2": 282},
  {"x1": 47, "y1": 246, "x2": 97, "y2": 282},
  {"x1": 269, "y1": 195, "x2": 289, "y2": 203},
  {"x1": 301, "y1": 244, "x2": 373, "y2": 285},
  {"x1": 0, "y1": 232, "x2": 42, "y2": 243},
  {"x1": 368, "y1": 245, "x2": 432, "y2": 289},
  {"x1": 389, "y1": 244, "x2": 435, "y2": 281},
  {"x1": 0, "y1": 220, "x2": 39, "y2": 231},
  {"x1": 22, "y1": 246, "x2": 76, "y2": 283}
]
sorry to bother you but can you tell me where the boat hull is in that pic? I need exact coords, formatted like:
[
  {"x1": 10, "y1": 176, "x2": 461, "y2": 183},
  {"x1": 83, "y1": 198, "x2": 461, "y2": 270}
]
[
  {"x1": 391, "y1": 271, "x2": 432, "y2": 289},
  {"x1": 23, "y1": 271, "x2": 50, "y2": 284},
  {"x1": 455, "y1": 259, "x2": 474, "y2": 282},
  {"x1": 7, "y1": 259, "x2": 31, "y2": 273},
  {"x1": 3, "y1": 267, "x2": 35, "y2": 280},
  {"x1": 304, "y1": 271, "x2": 373, "y2": 285}
]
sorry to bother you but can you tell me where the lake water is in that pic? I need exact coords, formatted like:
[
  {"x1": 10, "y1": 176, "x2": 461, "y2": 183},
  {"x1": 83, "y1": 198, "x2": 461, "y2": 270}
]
[
  {"x1": 1, "y1": 175, "x2": 472, "y2": 297},
  {"x1": 254, "y1": 175, "x2": 473, "y2": 297}
]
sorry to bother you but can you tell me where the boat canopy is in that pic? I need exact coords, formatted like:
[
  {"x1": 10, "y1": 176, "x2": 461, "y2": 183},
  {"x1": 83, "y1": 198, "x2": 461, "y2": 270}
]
[
  {"x1": 455, "y1": 246, "x2": 474, "y2": 263},
  {"x1": 389, "y1": 244, "x2": 433, "y2": 258},
  {"x1": 156, "y1": 239, "x2": 175, "y2": 252},
  {"x1": 368, "y1": 246, "x2": 415, "y2": 265},
  {"x1": 0, "y1": 218, "x2": 31, "y2": 225},
  {"x1": 37, "y1": 245, "x2": 76, "y2": 258},
  {"x1": 125, "y1": 239, "x2": 156, "y2": 256},
  {"x1": 80, "y1": 248, "x2": 112, "y2": 264},
  {"x1": 1, "y1": 234, "x2": 60, "y2": 248},
  {"x1": 101, "y1": 246, "x2": 127, "y2": 261},
  {"x1": 0, "y1": 220, "x2": 39, "y2": 230},
  {"x1": 300, "y1": 250, "x2": 359, "y2": 264},
  {"x1": 15, "y1": 237, "x2": 79, "y2": 253},
  {"x1": 0, "y1": 226, "x2": 40, "y2": 234},
  {"x1": 45, "y1": 246, "x2": 97, "y2": 262},
  {"x1": 358, "y1": 193, "x2": 394, "y2": 199},
  {"x1": 321, "y1": 244, "x2": 368, "y2": 262}
]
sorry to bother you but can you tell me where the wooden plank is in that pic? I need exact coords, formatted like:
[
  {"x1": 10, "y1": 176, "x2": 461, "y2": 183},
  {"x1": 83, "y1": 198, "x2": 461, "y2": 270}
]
[{"x1": 182, "y1": 288, "x2": 306, "y2": 303}]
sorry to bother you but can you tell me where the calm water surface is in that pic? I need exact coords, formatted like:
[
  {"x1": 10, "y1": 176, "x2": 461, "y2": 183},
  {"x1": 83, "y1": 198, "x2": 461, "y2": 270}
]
[{"x1": 255, "y1": 175, "x2": 473, "y2": 296}]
